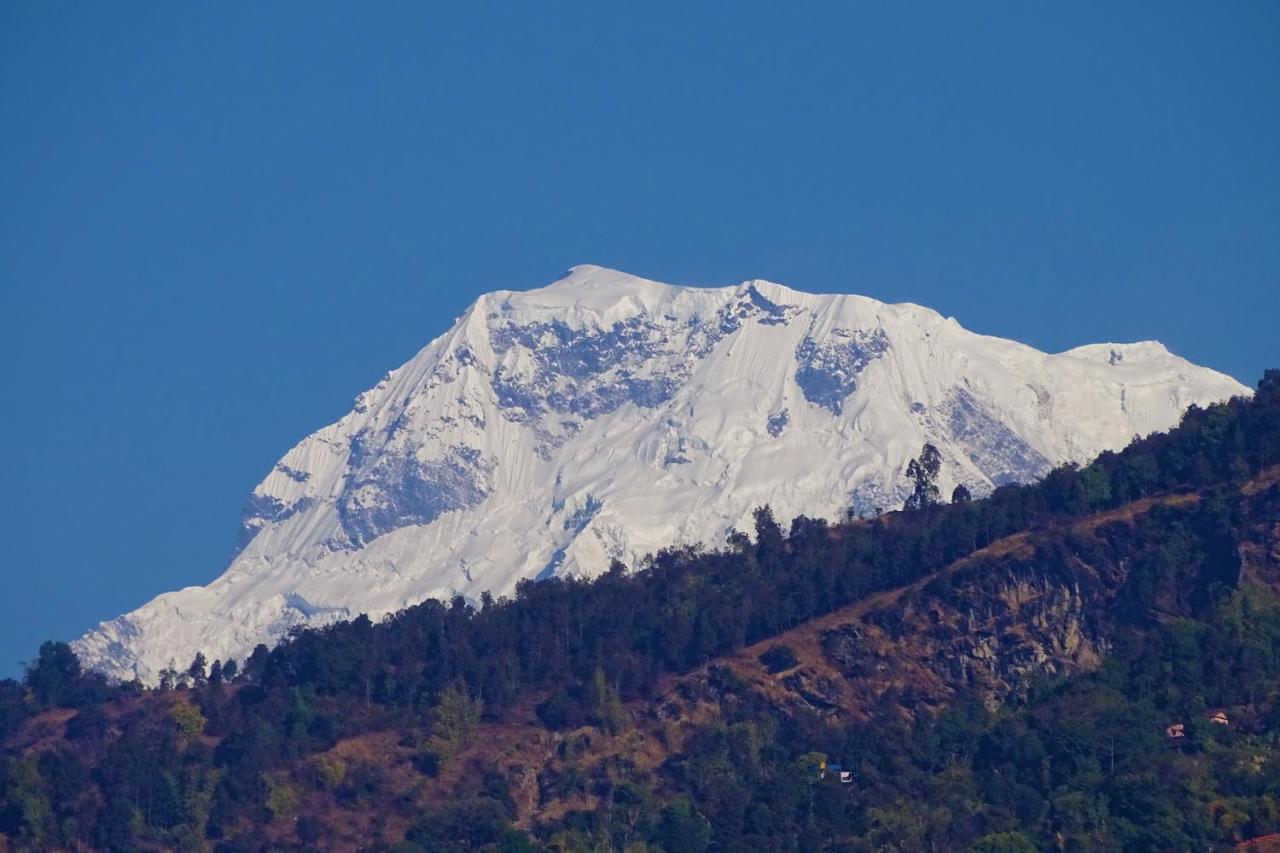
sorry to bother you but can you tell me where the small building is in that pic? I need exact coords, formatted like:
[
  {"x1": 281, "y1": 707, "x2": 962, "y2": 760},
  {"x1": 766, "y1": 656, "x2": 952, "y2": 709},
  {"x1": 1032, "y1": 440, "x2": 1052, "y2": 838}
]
[
  {"x1": 818, "y1": 761, "x2": 854, "y2": 783},
  {"x1": 1166, "y1": 723, "x2": 1186, "y2": 739},
  {"x1": 1209, "y1": 711, "x2": 1230, "y2": 726}
]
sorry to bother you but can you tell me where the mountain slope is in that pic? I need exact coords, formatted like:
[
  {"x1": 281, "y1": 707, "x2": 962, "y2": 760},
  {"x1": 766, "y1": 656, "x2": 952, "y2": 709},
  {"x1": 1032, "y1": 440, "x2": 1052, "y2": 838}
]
[
  {"x1": 434, "y1": 464, "x2": 1280, "y2": 836},
  {"x1": 75, "y1": 266, "x2": 1248, "y2": 681},
  {"x1": 7, "y1": 377, "x2": 1279, "y2": 851}
]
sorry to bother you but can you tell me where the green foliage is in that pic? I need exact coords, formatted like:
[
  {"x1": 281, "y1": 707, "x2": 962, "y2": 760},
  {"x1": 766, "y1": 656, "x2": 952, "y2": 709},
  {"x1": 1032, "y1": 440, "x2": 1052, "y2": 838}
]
[
  {"x1": 427, "y1": 684, "x2": 483, "y2": 764},
  {"x1": 657, "y1": 798, "x2": 710, "y2": 853},
  {"x1": 310, "y1": 753, "x2": 347, "y2": 792},
  {"x1": 589, "y1": 667, "x2": 629, "y2": 735},
  {"x1": 25, "y1": 642, "x2": 82, "y2": 707},
  {"x1": 169, "y1": 701, "x2": 206, "y2": 739},
  {"x1": 1079, "y1": 463, "x2": 1112, "y2": 508},
  {"x1": 403, "y1": 797, "x2": 531, "y2": 851},
  {"x1": 263, "y1": 774, "x2": 298, "y2": 818},
  {"x1": 967, "y1": 831, "x2": 1038, "y2": 852},
  {"x1": 0, "y1": 755, "x2": 52, "y2": 844}
]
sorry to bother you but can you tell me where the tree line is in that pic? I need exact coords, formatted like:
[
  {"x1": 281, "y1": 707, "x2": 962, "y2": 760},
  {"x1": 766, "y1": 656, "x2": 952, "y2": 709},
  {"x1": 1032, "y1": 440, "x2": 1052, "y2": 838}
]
[{"x1": 0, "y1": 370, "x2": 1275, "y2": 850}]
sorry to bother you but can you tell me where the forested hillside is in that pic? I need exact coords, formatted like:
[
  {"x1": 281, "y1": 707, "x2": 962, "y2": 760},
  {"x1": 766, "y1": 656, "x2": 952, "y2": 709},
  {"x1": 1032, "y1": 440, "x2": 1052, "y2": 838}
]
[{"x1": 2, "y1": 371, "x2": 1278, "y2": 852}]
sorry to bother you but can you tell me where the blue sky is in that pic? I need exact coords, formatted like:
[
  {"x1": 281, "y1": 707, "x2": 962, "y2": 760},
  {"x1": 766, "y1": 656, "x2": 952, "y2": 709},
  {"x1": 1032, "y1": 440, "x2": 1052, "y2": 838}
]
[{"x1": 1, "y1": 2, "x2": 1277, "y2": 678}]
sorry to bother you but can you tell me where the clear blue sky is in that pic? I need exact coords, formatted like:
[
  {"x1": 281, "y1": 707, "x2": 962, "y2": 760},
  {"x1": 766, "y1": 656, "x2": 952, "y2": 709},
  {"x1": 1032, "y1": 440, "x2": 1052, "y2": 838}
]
[{"x1": 1, "y1": 2, "x2": 1277, "y2": 678}]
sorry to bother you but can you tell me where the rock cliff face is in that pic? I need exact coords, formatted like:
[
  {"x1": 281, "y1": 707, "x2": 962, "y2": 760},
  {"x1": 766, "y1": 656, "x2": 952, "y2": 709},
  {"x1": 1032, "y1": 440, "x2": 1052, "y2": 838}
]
[
  {"x1": 841, "y1": 554, "x2": 1115, "y2": 711},
  {"x1": 75, "y1": 265, "x2": 1247, "y2": 682},
  {"x1": 668, "y1": 484, "x2": 1273, "y2": 723},
  {"x1": 452, "y1": 476, "x2": 1280, "y2": 830}
]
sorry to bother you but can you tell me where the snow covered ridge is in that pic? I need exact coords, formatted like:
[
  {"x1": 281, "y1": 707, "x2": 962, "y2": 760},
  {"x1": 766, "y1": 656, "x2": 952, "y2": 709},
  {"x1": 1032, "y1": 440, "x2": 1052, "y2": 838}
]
[{"x1": 74, "y1": 265, "x2": 1250, "y2": 683}]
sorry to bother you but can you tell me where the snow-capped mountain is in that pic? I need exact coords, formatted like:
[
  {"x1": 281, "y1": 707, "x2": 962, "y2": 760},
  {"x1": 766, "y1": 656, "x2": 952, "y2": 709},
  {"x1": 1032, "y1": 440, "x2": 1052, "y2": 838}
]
[{"x1": 75, "y1": 266, "x2": 1249, "y2": 682}]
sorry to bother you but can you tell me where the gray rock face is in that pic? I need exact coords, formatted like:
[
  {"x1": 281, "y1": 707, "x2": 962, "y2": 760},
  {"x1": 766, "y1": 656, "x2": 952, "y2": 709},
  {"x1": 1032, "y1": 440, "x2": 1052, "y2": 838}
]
[
  {"x1": 235, "y1": 494, "x2": 313, "y2": 556},
  {"x1": 721, "y1": 284, "x2": 801, "y2": 330},
  {"x1": 794, "y1": 328, "x2": 890, "y2": 415},
  {"x1": 337, "y1": 445, "x2": 493, "y2": 548},
  {"x1": 766, "y1": 409, "x2": 790, "y2": 438},
  {"x1": 944, "y1": 387, "x2": 1052, "y2": 485},
  {"x1": 489, "y1": 316, "x2": 685, "y2": 424},
  {"x1": 846, "y1": 479, "x2": 904, "y2": 520}
]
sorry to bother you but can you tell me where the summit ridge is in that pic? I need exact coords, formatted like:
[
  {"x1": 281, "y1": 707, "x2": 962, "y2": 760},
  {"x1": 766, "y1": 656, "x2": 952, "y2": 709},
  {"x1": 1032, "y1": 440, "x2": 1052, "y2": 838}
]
[{"x1": 75, "y1": 267, "x2": 1248, "y2": 682}]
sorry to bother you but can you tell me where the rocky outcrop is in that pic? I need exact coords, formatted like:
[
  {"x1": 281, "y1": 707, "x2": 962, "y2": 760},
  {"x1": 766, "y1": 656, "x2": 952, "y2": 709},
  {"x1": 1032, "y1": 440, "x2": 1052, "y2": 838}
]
[{"x1": 669, "y1": 488, "x2": 1262, "y2": 724}]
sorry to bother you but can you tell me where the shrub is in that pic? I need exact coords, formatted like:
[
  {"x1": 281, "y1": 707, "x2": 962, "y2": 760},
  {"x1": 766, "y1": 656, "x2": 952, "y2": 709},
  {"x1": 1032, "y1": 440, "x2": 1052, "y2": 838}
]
[{"x1": 759, "y1": 645, "x2": 799, "y2": 674}]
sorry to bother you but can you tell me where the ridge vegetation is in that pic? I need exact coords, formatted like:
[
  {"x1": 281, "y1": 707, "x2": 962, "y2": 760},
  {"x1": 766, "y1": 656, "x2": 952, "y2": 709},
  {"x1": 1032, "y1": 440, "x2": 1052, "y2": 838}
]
[{"x1": 2, "y1": 371, "x2": 1278, "y2": 851}]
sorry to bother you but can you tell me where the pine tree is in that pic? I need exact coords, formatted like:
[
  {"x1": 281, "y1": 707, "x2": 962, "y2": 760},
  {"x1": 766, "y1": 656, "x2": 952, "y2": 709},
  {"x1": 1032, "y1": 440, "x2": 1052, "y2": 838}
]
[{"x1": 187, "y1": 652, "x2": 207, "y2": 687}]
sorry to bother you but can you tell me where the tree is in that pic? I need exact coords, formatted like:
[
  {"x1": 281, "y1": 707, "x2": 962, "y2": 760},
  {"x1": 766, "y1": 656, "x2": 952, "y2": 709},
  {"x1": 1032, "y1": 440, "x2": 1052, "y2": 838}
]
[
  {"x1": 24, "y1": 642, "x2": 81, "y2": 707},
  {"x1": 753, "y1": 505, "x2": 785, "y2": 557},
  {"x1": 658, "y1": 799, "x2": 711, "y2": 853},
  {"x1": 1080, "y1": 464, "x2": 1112, "y2": 508},
  {"x1": 905, "y1": 444, "x2": 942, "y2": 511},
  {"x1": 428, "y1": 684, "x2": 483, "y2": 764},
  {"x1": 759, "y1": 645, "x2": 799, "y2": 674},
  {"x1": 405, "y1": 798, "x2": 528, "y2": 850},
  {"x1": 952, "y1": 484, "x2": 972, "y2": 504},
  {"x1": 0, "y1": 680, "x2": 31, "y2": 741},
  {"x1": 170, "y1": 702, "x2": 207, "y2": 739},
  {"x1": 187, "y1": 652, "x2": 207, "y2": 687},
  {"x1": 242, "y1": 644, "x2": 270, "y2": 682},
  {"x1": 3, "y1": 754, "x2": 52, "y2": 844},
  {"x1": 589, "y1": 667, "x2": 629, "y2": 735},
  {"x1": 264, "y1": 774, "x2": 299, "y2": 819}
]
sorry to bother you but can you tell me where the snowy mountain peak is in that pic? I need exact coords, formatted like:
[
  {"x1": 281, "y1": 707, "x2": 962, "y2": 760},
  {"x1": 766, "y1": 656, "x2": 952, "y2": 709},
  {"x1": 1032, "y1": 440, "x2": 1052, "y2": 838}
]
[
  {"x1": 1063, "y1": 341, "x2": 1174, "y2": 365},
  {"x1": 75, "y1": 269, "x2": 1249, "y2": 682},
  {"x1": 550, "y1": 263, "x2": 655, "y2": 289}
]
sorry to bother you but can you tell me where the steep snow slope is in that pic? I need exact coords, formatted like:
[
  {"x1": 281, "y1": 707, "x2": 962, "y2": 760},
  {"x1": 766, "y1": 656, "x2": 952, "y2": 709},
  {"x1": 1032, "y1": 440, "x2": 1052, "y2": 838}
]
[{"x1": 75, "y1": 266, "x2": 1249, "y2": 681}]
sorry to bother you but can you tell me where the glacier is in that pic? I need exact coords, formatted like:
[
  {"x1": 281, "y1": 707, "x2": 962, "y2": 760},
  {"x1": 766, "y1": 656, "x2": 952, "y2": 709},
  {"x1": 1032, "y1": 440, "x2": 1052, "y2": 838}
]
[{"x1": 74, "y1": 266, "x2": 1250, "y2": 682}]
